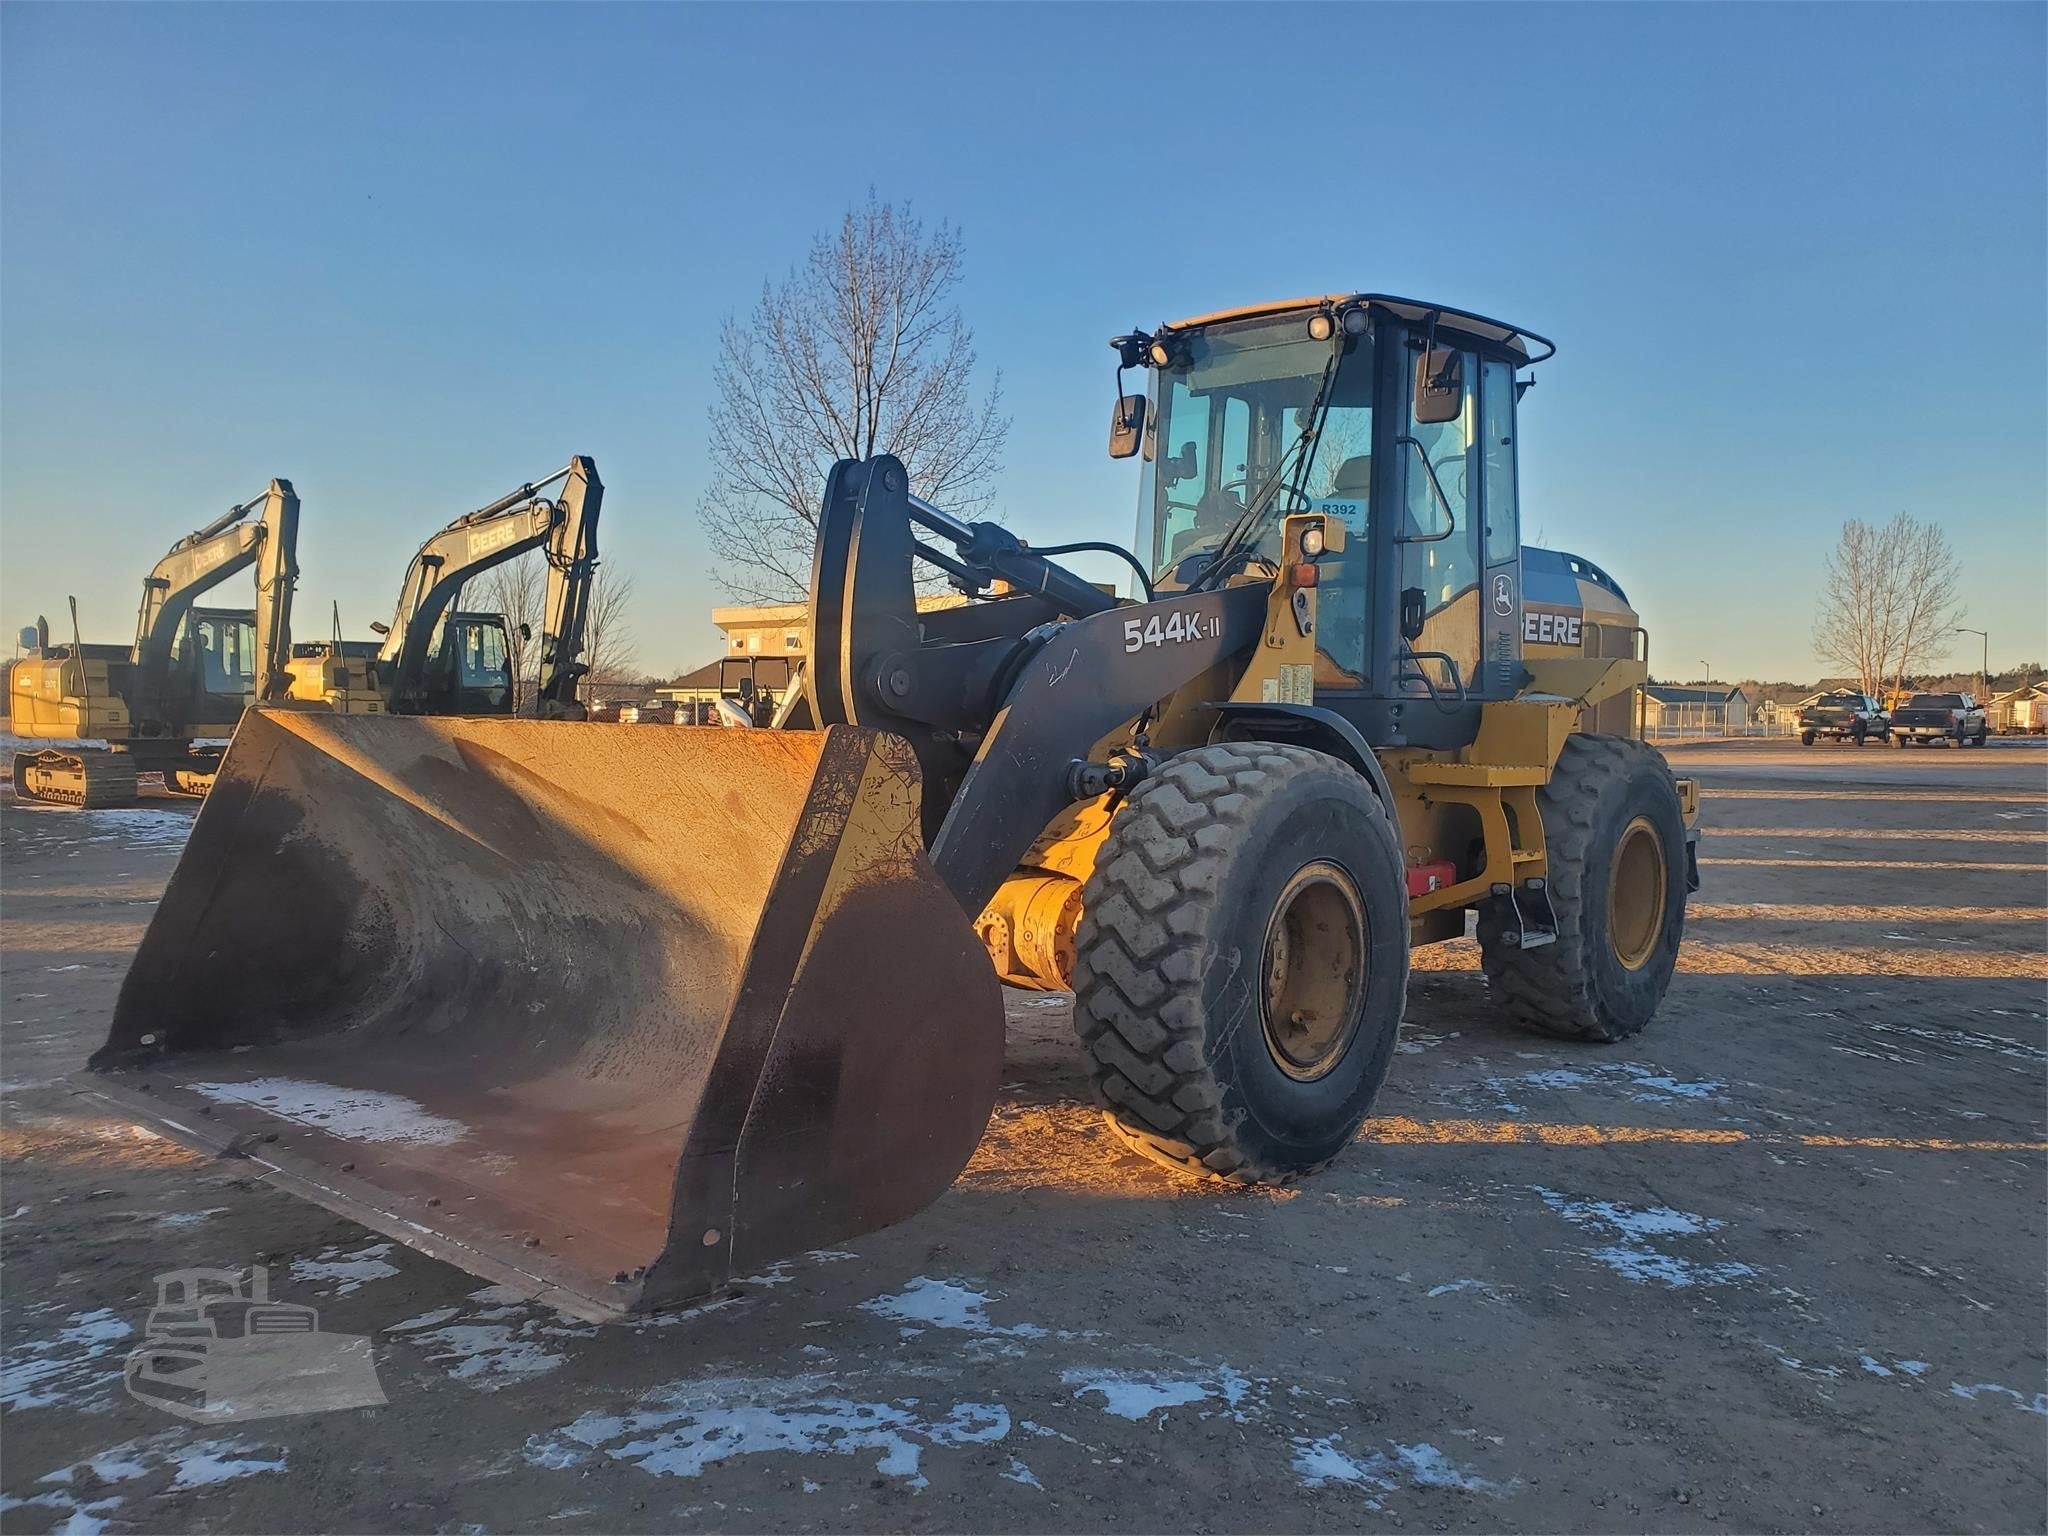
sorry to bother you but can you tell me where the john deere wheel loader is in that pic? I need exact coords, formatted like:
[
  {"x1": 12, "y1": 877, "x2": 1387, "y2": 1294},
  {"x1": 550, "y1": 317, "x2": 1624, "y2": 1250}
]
[
  {"x1": 10, "y1": 480, "x2": 301, "y2": 805},
  {"x1": 85, "y1": 294, "x2": 1697, "y2": 1319}
]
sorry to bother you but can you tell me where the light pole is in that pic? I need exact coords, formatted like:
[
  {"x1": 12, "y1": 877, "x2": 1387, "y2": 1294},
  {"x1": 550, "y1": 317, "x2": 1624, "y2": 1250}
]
[{"x1": 1956, "y1": 627, "x2": 1987, "y2": 702}]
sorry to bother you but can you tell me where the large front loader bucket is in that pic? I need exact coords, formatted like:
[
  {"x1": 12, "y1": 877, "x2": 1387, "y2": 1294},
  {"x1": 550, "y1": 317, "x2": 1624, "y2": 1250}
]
[{"x1": 83, "y1": 710, "x2": 1004, "y2": 1319}]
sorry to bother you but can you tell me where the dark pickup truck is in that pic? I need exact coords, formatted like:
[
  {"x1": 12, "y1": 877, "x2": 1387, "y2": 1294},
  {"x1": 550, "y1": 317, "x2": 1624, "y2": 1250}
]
[
  {"x1": 1889, "y1": 692, "x2": 1989, "y2": 748},
  {"x1": 1797, "y1": 692, "x2": 1889, "y2": 746}
]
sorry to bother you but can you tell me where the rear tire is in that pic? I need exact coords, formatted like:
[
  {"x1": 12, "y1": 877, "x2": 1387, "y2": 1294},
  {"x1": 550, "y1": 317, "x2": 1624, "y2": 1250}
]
[
  {"x1": 1478, "y1": 734, "x2": 1687, "y2": 1043},
  {"x1": 1071, "y1": 742, "x2": 1409, "y2": 1183}
]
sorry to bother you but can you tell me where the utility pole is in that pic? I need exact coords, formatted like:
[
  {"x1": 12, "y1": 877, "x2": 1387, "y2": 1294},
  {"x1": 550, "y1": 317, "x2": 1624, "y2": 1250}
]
[{"x1": 1955, "y1": 627, "x2": 1987, "y2": 702}]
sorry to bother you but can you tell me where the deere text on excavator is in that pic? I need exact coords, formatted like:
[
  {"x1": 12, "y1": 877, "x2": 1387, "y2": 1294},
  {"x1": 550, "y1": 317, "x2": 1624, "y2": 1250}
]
[{"x1": 86, "y1": 294, "x2": 1697, "y2": 1319}]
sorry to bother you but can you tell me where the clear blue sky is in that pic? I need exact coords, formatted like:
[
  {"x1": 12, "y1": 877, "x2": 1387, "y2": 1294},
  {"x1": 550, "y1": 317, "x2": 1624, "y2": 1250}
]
[{"x1": 4, "y1": 3, "x2": 2043, "y2": 682}]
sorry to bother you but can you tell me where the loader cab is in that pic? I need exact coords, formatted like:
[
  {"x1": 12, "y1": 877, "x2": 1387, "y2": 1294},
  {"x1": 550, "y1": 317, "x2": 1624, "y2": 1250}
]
[{"x1": 1132, "y1": 295, "x2": 1549, "y2": 748}]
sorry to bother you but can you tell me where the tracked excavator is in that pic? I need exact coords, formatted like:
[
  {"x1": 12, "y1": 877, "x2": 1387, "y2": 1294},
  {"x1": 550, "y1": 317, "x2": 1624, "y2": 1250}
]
[
  {"x1": 11, "y1": 481, "x2": 301, "y2": 805},
  {"x1": 85, "y1": 294, "x2": 1698, "y2": 1319},
  {"x1": 286, "y1": 457, "x2": 603, "y2": 719}
]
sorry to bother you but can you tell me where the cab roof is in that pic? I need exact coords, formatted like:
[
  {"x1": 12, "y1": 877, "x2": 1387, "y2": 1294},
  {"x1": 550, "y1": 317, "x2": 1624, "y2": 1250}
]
[{"x1": 1166, "y1": 293, "x2": 1556, "y2": 366}]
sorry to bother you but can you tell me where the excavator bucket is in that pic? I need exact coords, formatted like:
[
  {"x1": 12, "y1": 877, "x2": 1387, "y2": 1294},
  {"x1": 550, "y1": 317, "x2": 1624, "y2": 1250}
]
[{"x1": 83, "y1": 710, "x2": 1004, "y2": 1320}]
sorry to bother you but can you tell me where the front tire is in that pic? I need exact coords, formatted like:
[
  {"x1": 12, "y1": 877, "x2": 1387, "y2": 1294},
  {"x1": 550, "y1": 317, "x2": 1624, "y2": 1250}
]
[
  {"x1": 1800, "y1": 730, "x2": 1816, "y2": 747},
  {"x1": 1071, "y1": 743, "x2": 1409, "y2": 1183},
  {"x1": 1478, "y1": 735, "x2": 1688, "y2": 1043}
]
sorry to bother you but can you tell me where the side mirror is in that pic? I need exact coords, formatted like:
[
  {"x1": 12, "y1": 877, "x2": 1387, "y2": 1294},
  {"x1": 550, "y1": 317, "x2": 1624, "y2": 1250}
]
[
  {"x1": 1108, "y1": 394, "x2": 1147, "y2": 460},
  {"x1": 1162, "y1": 440, "x2": 1199, "y2": 488},
  {"x1": 369, "y1": 621, "x2": 391, "y2": 636},
  {"x1": 1413, "y1": 349, "x2": 1464, "y2": 425},
  {"x1": 1400, "y1": 586, "x2": 1426, "y2": 642}
]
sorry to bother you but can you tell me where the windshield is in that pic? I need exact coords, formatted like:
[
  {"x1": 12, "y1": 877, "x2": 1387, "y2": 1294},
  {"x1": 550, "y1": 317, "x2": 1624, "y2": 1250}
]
[{"x1": 1146, "y1": 316, "x2": 1374, "y2": 583}]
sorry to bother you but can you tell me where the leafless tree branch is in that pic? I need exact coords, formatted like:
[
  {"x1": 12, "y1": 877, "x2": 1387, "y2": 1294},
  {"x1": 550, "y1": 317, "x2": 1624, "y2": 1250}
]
[{"x1": 698, "y1": 191, "x2": 1011, "y2": 602}]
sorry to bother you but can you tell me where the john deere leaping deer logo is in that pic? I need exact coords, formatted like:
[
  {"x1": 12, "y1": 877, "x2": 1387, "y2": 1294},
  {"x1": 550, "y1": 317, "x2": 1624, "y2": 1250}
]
[{"x1": 123, "y1": 1266, "x2": 385, "y2": 1422}]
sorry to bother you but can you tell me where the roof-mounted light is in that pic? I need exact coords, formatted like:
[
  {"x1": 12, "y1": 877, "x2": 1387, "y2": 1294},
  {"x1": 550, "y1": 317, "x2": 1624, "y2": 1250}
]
[{"x1": 1306, "y1": 313, "x2": 1335, "y2": 342}]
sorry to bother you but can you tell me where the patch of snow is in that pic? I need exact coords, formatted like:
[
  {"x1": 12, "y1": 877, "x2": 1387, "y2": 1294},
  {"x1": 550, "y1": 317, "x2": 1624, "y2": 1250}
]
[
  {"x1": 1531, "y1": 1187, "x2": 1756, "y2": 1288},
  {"x1": 1949, "y1": 1381, "x2": 2048, "y2": 1415},
  {"x1": 1000, "y1": 1457, "x2": 1044, "y2": 1489},
  {"x1": 1425, "y1": 1279, "x2": 1496, "y2": 1299},
  {"x1": 186, "y1": 1078, "x2": 467, "y2": 1145},
  {"x1": 167, "y1": 1440, "x2": 289, "y2": 1489},
  {"x1": 156, "y1": 1208, "x2": 230, "y2": 1230},
  {"x1": 11, "y1": 1432, "x2": 286, "y2": 1532},
  {"x1": 858, "y1": 1276, "x2": 1047, "y2": 1338},
  {"x1": 290, "y1": 1242, "x2": 399, "y2": 1295},
  {"x1": 1486, "y1": 1062, "x2": 1724, "y2": 1107},
  {"x1": 394, "y1": 1288, "x2": 593, "y2": 1389},
  {"x1": 1061, "y1": 1364, "x2": 1252, "y2": 1421},
  {"x1": 527, "y1": 1373, "x2": 1010, "y2": 1487},
  {"x1": 1293, "y1": 1434, "x2": 1509, "y2": 1497},
  {"x1": 1, "y1": 1308, "x2": 134, "y2": 1411}
]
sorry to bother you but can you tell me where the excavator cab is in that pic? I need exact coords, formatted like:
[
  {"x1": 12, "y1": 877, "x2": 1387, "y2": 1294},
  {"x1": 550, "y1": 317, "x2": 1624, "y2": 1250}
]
[
  {"x1": 172, "y1": 607, "x2": 263, "y2": 726},
  {"x1": 427, "y1": 612, "x2": 515, "y2": 715}
]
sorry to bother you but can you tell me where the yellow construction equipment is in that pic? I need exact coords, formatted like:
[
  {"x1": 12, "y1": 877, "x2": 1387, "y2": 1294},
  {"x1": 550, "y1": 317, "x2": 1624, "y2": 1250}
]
[
  {"x1": 286, "y1": 457, "x2": 603, "y2": 719},
  {"x1": 11, "y1": 481, "x2": 301, "y2": 805},
  {"x1": 89, "y1": 293, "x2": 1697, "y2": 1318}
]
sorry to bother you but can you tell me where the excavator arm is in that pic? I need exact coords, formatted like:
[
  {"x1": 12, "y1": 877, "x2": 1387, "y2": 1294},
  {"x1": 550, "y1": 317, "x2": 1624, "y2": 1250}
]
[
  {"x1": 131, "y1": 480, "x2": 301, "y2": 712},
  {"x1": 377, "y1": 457, "x2": 602, "y2": 715}
]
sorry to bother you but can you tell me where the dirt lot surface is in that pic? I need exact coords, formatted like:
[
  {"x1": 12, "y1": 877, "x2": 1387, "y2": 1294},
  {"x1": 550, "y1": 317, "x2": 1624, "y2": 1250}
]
[{"x1": 4, "y1": 740, "x2": 2044, "y2": 1534}]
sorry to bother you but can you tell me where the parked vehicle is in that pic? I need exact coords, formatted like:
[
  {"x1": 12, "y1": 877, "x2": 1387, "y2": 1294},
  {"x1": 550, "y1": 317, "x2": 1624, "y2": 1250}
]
[
  {"x1": 1889, "y1": 692, "x2": 1988, "y2": 747},
  {"x1": 1797, "y1": 691, "x2": 1889, "y2": 747}
]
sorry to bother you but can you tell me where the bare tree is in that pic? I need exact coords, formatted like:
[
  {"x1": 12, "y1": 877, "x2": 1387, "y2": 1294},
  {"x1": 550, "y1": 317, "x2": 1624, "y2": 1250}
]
[
  {"x1": 1813, "y1": 513, "x2": 1963, "y2": 697},
  {"x1": 699, "y1": 192, "x2": 1010, "y2": 600},
  {"x1": 579, "y1": 567, "x2": 637, "y2": 702},
  {"x1": 477, "y1": 554, "x2": 545, "y2": 710}
]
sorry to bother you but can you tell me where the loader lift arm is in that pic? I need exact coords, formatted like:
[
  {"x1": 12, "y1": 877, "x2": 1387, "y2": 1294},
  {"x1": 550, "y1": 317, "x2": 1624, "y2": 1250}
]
[
  {"x1": 803, "y1": 455, "x2": 1268, "y2": 909},
  {"x1": 378, "y1": 456, "x2": 602, "y2": 714},
  {"x1": 131, "y1": 479, "x2": 301, "y2": 714}
]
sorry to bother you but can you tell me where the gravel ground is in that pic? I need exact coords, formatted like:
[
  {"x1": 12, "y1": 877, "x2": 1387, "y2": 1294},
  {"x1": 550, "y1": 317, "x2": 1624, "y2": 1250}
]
[{"x1": 3, "y1": 741, "x2": 2044, "y2": 1534}]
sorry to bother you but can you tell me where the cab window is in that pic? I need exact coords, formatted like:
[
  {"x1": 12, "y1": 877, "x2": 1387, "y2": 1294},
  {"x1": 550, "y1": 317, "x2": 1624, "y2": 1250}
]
[
  {"x1": 1399, "y1": 347, "x2": 1483, "y2": 695},
  {"x1": 459, "y1": 624, "x2": 510, "y2": 689}
]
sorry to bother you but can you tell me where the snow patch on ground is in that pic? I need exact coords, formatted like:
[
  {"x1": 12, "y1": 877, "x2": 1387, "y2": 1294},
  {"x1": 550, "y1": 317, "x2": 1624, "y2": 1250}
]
[
  {"x1": 1531, "y1": 1187, "x2": 1756, "y2": 1288},
  {"x1": 156, "y1": 1207, "x2": 230, "y2": 1230},
  {"x1": 1061, "y1": 1363, "x2": 1254, "y2": 1422},
  {"x1": 1, "y1": 1307, "x2": 134, "y2": 1411},
  {"x1": 1486, "y1": 1061, "x2": 1724, "y2": 1112},
  {"x1": 527, "y1": 1372, "x2": 1011, "y2": 1489},
  {"x1": 857, "y1": 1276, "x2": 1048, "y2": 1338},
  {"x1": 290, "y1": 1241, "x2": 400, "y2": 1295},
  {"x1": 386, "y1": 1287, "x2": 594, "y2": 1389},
  {"x1": 1293, "y1": 1434, "x2": 1511, "y2": 1499},
  {"x1": 2, "y1": 1432, "x2": 286, "y2": 1532},
  {"x1": 1948, "y1": 1381, "x2": 2048, "y2": 1415},
  {"x1": 187, "y1": 1078, "x2": 467, "y2": 1145}
]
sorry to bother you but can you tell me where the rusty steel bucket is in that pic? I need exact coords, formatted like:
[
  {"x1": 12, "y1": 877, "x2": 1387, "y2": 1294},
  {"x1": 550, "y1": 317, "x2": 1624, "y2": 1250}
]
[{"x1": 84, "y1": 710, "x2": 1003, "y2": 1319}]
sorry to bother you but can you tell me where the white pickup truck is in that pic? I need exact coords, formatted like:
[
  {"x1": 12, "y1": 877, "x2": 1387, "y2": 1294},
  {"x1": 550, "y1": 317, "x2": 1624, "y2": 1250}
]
[{"x1": 1889, "y1": 692, "x2": 1989, "y2": 747}]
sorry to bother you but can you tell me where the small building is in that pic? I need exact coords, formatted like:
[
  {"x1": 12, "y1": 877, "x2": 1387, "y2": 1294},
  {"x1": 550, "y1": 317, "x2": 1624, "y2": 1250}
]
[
  {"x1": 1641, "y1": 684, "x2": 1751, "y2": 733},
  {"x1": 1987, "y1": 680, "x2": 2048, "y2": 734},
  {"x1": 711, "y1": 593, "x2": 971, "y2": 661},
  {"x1": 656, "y1": 655, "x2": 799, "y2": 717}
]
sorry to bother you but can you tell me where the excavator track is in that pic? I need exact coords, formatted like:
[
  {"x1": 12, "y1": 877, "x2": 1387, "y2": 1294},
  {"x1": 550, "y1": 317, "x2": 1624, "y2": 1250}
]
[
  {"x1": 12, "y1": 749, "x2": 140, "y2": 809},
  {"x1": 159, "y1": 750, "x2": 225, "y2": 798}
]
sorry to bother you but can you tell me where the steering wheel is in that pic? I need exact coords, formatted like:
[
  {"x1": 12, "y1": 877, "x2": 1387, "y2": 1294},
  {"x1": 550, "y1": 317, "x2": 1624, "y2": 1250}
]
[{"x1": 1220, "y1": 478, "x2": 1317, "y2": 511}]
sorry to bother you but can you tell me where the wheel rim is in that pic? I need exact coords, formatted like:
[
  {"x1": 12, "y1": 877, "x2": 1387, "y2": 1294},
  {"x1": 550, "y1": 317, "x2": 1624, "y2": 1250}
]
[
  {"x1": 1608, "y1": 816, "x2": 1667, "y2": 971},
  {"x1": 1260, "y1": 862, "x2": 1367, "y2": 1082}
]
